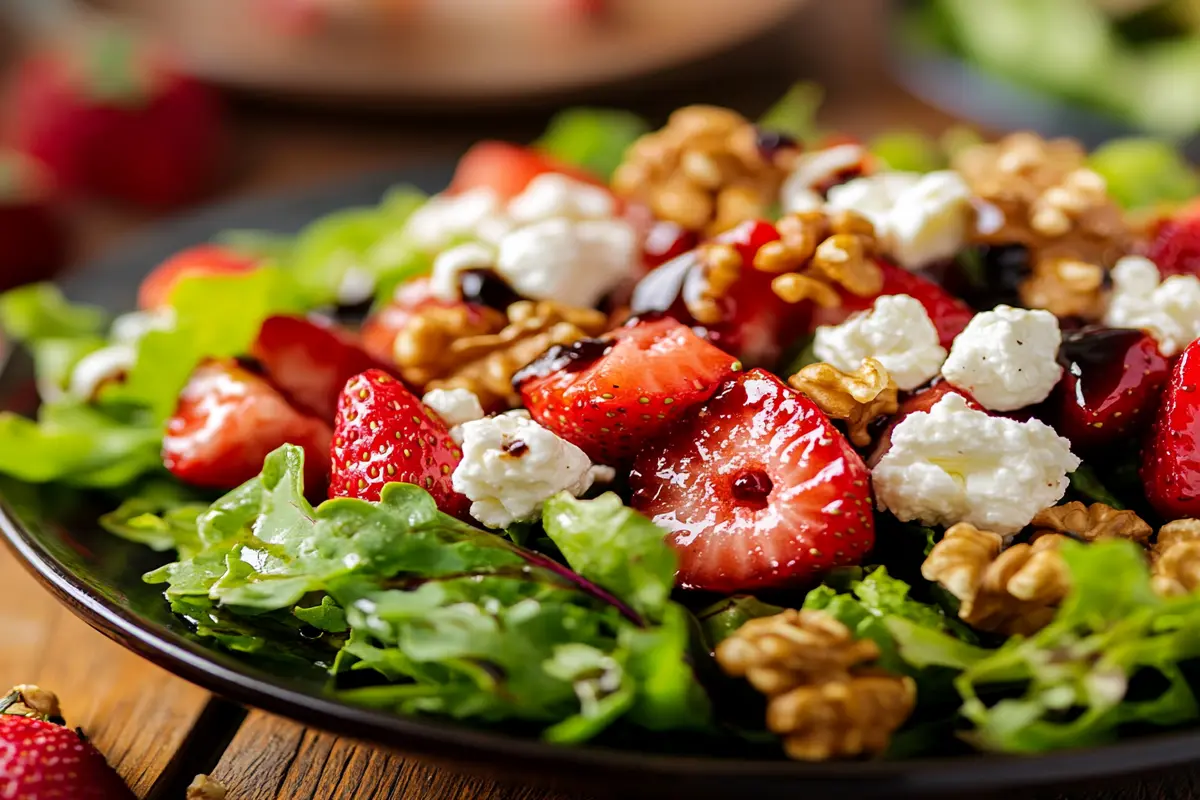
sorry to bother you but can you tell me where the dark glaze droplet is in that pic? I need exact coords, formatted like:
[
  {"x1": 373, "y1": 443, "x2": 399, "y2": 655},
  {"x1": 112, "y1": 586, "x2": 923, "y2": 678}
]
[
  {"x1": 630, "y1": 251, "x2": 699, "y2": 315},
  {"x1": 1061, "y1": 326, "x2": 1145, "y2": 369},
  {"x1": 502, "y1": 439, "x2": 529, "y2": 457},
  {"x1": 511, "y1": 337, "x2": 614, "y2": 388},
  {"x1": 755, "y1": 128, "x2": 799, "y2": 161},
  {"x1": 731, "y1": 469, "x2": 773, "y2": 509},
  {"x1": 458, "y1": 268, "x2": 522, "y2": 311}
]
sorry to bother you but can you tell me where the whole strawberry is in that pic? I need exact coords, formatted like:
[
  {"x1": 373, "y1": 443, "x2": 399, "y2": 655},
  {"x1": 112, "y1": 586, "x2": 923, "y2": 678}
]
[
  {"x1": 6, "y1": 29, "x2": 225, "y2": 208},
  {"x1": 0, "y1": 151, "x2": 67, "y2": 291},
  {"x1": 329, "y1": 369, "x2": 469, "y2": 517},
  {"x1": 0, "y1": 685, "x2": 134, "y2": 799}
]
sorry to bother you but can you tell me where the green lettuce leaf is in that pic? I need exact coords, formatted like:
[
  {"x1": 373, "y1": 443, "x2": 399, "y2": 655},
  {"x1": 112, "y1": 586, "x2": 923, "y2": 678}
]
[
  {"x1": 102, "y1": 266, "x2": 304, "y2": 422},
  {"x1": 536, "y1": 108, "x2": 649, "y2": 180},
  {"x1": 99, "y1": 484, "x2": 208, "y2": 554},
  {"x1": 1088, "y1": 138, "x2": 1200, "y2": 210},
  {"x1": 542, "y1": 492, "x2": 676, "y2": 622},
  {"x1": 758, "y1": 82, "x2": 824, "y2": 145},
  {"x1": 695, "y1": 595, "x2": 785, "y2": 647},
  {"x1": 869, "y1": 131, "x2": 946, "y2": 173},
  {"x1": 0, "y1": 283, "x2": 107, "y2": 344}
]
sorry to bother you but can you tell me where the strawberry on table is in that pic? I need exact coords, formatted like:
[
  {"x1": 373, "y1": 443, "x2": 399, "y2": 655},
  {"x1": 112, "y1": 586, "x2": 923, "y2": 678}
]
[
  {"x1": 1143, "y1": 337, "x2": 1200, "y2": 520},
  {"x1": 163, "y1": 360, "x2": 332, "y2": 490},
  {"x1": 630, "y1": 369, "x2": 874, "y2": 593},
  {"x1": 252, "y1": 315, "x2": 396, "y2": 421},
  {"x1": 0, "y1": 685, "x2": 134, "y2": 799},
  {"x1": 6, "y1": 30, "x2": 225, "y2": 208},
  {"x1": 514, "y1": 315, "x2": 740, "y2": 465},
  {"x1": 448, "y1": 141, "x2": 605, "y2": 201},
  {"x1": 814, "y1": 260, "x2": 975, "y2": 349},
  {"x1": 0, "y1": 150, "x2": 67, "y2": 291},
  {"x1": 138, "y1": 244, "x2": 258, "y2": 310},
  {"x1": 330, "y1": 369, "x2": 469, "y2": 517},
  {"x1": 1054, "y1": 327, "x2": 1170, "y2": 452}
]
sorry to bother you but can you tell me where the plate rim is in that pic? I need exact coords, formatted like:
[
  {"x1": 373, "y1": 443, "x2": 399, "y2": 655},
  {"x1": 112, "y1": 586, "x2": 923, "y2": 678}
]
[{"x1": 4, "y1": 169, "x2": 1200, "y2": 797}]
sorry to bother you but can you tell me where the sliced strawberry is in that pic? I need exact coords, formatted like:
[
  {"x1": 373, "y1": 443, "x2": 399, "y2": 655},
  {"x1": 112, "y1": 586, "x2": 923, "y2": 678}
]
[
  {"x1": 1147, "y1": 207, "x2": 1200, "y2": 278},
  {"x1": 630, "y1": 369, "x2": 874, "y2": 592},
  {"x1": 163, "y1": 360, "x2": 332, "y2": 490},
  {"x1": 251, "y1": 315, "x2": 395, "y2": 421},
  {"x1": 868, "y1": 381, "x2": 980, "y2": 467},
  {"x1": 515, "y1": 315, "x2": 740, "y2": 465},
  {"x1": 330, "y1": 369, "x2": 468, "y2": 517},
  {"x1": 448, "y1": 141, "x2": 604, "y2": 200},
  {"x1": 138, "y1": 244, "x2": 258, "y2": 310},
  {"x1": 814, "y1": 260, "x2": 975, "y2": 349},
  {"x1": 1054, "y1": 327, "x2": 1170, "y2": 452},
  {"x1": 630, "y1": 220, "x2": 811, "y2": 367},
  {"x1": 1143, "y1": 338, "x2": 1200, "y2": 519}
]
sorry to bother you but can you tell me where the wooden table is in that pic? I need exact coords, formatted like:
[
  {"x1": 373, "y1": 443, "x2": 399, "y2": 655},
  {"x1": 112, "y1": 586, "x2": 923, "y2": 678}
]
[{"x1": 4, "y1": 3, "x2": 1200, "y2": 797}]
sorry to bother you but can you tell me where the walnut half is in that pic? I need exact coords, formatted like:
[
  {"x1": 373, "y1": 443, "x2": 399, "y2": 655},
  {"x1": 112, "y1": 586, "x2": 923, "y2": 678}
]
[
  {"x1": 1152, "y1": 519, "x2": 1200, "y2": 597},
  {"x1": 715, "y1": 609, "x2": 915, "y2": 761},
  {"x1": 788, "y1": 358, "x2": 899, "y2": 447}
]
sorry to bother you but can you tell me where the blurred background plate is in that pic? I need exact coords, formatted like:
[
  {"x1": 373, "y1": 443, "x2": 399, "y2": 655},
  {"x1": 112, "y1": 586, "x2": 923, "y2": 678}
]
[{"x1": 100, "y1": 0, "x2": 809, "y2": 102}]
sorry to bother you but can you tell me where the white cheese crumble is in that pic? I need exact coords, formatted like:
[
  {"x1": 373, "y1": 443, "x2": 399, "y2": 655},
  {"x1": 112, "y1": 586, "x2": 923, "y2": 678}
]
[
  {"x1": 336, "y1": 265, "x2": 376, "y2": 306},
  {"x1": 429, "y1": 242, "x2": 497, "y2": 302},
  {"x1": 68, "y1": 344, "x2": 137, "y2": 401},
  {"x1": 825, "y1": 170, "x2": 974, "y2": 270},
  {"x1": 1104, "y1": 255, "x2": 1200, "y2": 357},
  {"x1": 452, "y1": 411, "x2": 596, "y2": 529},
  {"x1": 403, "y1": 187, "x2": 508, "y2": 251},
  {"x1": 421, "y1": 387, "x2": 486, "y2": 444},
  {"x1": 109, "y1": 309, "x2": 176, "y2": 346},
  {"x1": 812, "y1": 294, "x2": 947, "y2": 391},
  {"x1": 941, "y1": 305, "x2": 1063, "y2": 412},
  {"x1": 496, "y1": 218, "x2": 638, "y2": 308},
  {"x1": 507, "y1": 173, "x2": 616, "y2": 223},
  {"x1": 780, "y1": 143, "x2": 868, "y2": 213},
  {"x1": 872, "y1": 393, "x2": 1080, "y2": 535}
]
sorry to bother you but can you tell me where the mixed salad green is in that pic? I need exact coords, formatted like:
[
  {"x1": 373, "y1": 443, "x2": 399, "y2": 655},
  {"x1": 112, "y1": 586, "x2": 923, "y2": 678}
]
[{"x1": 5, "y1": 90, "x2": 1200, "y2": 763}]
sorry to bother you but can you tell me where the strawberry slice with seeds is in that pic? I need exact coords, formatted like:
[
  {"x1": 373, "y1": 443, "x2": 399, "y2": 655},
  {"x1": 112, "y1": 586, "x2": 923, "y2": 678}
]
[
  {"x1": 630, "y1": 369, "x2": 874, "y2": 592},
  {"x1": 1054, "y1": 327, "x2": 1170, "y2": 452},
  {"x1": 138, "y1": 244, "x2": 258, "y2": 310},
  {"x1": 163, "y1": 360, "x2": 332, "y2": 490},
  {"x1": 252, "y1": 314, "x2": 396, "y2": 421},
  {"x1": 814, "y1": 260, "x2": 974, "y2": 349},
  {"x1": 1143, "y1": 337, "x2": 1200, "y2": 519},
  {"x1": 515, "y1": 315, "x2": 740, "y2": 465},
  {"x1": 330, "y1": 369, "x2": 468, "y2": 517}
]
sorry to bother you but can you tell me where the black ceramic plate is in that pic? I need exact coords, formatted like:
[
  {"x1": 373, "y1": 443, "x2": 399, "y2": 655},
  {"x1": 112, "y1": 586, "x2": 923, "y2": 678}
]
[{"x1": 4, "y1": 168, "x2": 1200, "y2": 800}]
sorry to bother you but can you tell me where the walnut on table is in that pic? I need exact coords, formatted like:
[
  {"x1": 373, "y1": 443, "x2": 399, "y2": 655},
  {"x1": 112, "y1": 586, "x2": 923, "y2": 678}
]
[
  {"x1": 715, "y1": 609, "x2": 915, "y2": 761},
  {"x1": 787, "y1": 358, "x2": 898, "y2": 447}
]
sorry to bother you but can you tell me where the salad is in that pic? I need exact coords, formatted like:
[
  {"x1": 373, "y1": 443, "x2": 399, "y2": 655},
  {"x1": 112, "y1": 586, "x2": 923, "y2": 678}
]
[{"x1": 5, "y1": 87, "x2": 1200, "y2": 763}]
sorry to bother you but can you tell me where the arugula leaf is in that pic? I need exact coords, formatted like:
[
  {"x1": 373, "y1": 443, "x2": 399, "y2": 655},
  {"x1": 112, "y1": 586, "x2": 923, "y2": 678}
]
[
  {"x1": 758, "y1": 82, "x2": 824, "y2": 145},
  {"x1": 0, "y1": 403, "x2": 162, "y2": 488},
  {"x1": 294, "y1": 596, "x2": 348, "y2": 633},
  {"x1": 695, "y1": 595, "x2": 785, "y2": 647},
  {"x1": 542, "y1": 492, "x2": 676, "y2": 622},
  {"x1": 102, "y1": 267, "x2": 303, "y2": 422},
  {"x1": 0, "y1": 283, "x2": 107, "y2": 344},
  {"x1": 100, "y1": 488, "x2": 207, "y2": 554},
  {"x1": 536, "y1": 109, "x2": 649, "y2": 180}
]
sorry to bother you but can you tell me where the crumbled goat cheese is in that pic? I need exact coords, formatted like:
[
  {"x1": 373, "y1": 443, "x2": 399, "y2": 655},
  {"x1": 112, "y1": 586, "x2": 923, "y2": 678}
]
[
  {"x1": 941, "y1": 305, "x2": 1063, "y2": 411},
  {"x1": 422, "y1": 387, "x2": 486, "y2": 444},
  {"x1": 813, "y1": 294, "x2": 947, "y2": 390},
  {"x1": 1104, "y1": 255, "x2": 1200, "y2": 357},
  {"x1": 452, "y1": 411, "x2": 596, "y2": 529},
  {"x1": 780, "y1": 143, "x2": 868, "y2": 213},
  {"x1": 495, "y1": 218, "x2": 638, "y2": 308},
  {"x1": 872, "y1": 393, "x2": 1080, "y2": 535}
]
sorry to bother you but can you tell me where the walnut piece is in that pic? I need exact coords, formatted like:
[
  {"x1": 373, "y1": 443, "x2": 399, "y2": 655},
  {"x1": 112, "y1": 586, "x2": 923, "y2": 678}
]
[
  {"x1": 612, "y1": 105, "x2": 800, "y2": 235},
  {"x1": 4, "y1": 684, "x2": 61, "y2": 719},
  {"x1": 715, "y1": 609, "x2": 915, "y2": 761},
  {"x1": 954, "y1": 132, "x2": 1128, "y2": 321},
  {"x1": 686, "y1": 242, "x2": 744, "y2": 325},
  {"x1": 187, "y1": 775, "x2": 228, "y2": 800},
  {"x1": 398, "y1": 301, "x2": 607, "y2": 410},
  {"x1": 788, "y1": 358, "x2": 898, "y2": 447},
  {"x1": 1030, "y1": 501, "x2": 1153, "y2": 545},
  {"x1": 762, "y1": 210, "x2": 882, "y2": 307},
  {"x1": 1152, "y1": 519, "x2": 1200, "y2": 597},
  {"x1": 921, "y1": 523, "x2": 1058, "y2": 636}
]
